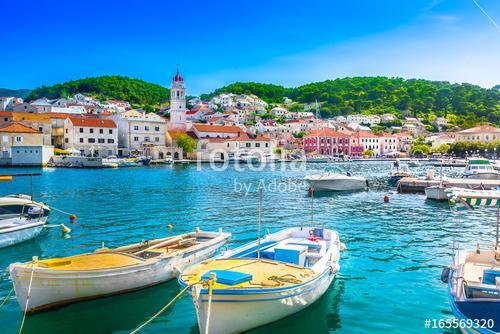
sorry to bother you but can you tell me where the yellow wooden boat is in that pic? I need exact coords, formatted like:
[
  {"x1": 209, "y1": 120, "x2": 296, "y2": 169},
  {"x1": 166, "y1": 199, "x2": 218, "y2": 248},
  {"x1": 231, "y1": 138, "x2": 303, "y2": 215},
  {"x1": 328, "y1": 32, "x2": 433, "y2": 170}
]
[{"x1": 9, "y1": 228, "x2": 230, "y2": 313}]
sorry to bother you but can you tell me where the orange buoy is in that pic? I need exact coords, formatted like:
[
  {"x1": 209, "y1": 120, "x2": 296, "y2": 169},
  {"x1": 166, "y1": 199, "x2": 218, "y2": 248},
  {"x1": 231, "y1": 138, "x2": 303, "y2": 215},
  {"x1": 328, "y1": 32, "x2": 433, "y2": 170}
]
[
  {"x1": 69, "y1": 214, "x2": 77, "y2": 222},
  {"x1": 383, "y1": 195, "x2": 389, "y2": 202}
]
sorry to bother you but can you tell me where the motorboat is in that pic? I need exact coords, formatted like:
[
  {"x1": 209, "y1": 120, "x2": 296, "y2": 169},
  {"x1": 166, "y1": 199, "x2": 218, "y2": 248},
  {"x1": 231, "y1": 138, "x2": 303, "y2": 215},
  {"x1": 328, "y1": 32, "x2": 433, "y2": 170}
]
[
  {"x1": 304, "y1": 168, "x2": 367, "y2": 191},
  {"x1": 425, "y1": 161, "x2": 448, "y2": 201},
  {"x1": 408, "y1": 159, "x2": 421, "y2": 167},
  {"x1": 228, "y1": 151, "x2": 258, "y2": 164},
  {"x1": 306, "y1": 155, "x2": 330, "y2": 163},
  {"x1": 463, "y1": 158, "x2": 499, "y2": 180},
  {"x1": 442, "y1": 188, "x2": 500, "y2": 333},
  {"x1": 0, "y1": 194, "x2": 51, "y2": 249},
  {"x1": 9, "y1": 228, "x2": 230, "y2": 313},
  {"x1": 258, "y1": 152, "x2": 280, "y2": 163},
  {"x1": 388, "y1": 159, "x2": 413, "y2": 186},
  {"x1": 179, "y1": 227, "x2": 343, "y2": 334}
]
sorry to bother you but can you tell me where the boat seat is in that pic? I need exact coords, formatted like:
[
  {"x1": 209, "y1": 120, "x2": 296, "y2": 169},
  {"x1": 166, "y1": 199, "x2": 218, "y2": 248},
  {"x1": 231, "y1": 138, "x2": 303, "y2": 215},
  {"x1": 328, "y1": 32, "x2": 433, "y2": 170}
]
[
  {"x1": 483, "y1": 269, "x2": 500, "y2": 285},
  {"x1": 465, "y1": 281, "x2": 500, "y2": 299},
  {"x1": 201, "y1": 270, "x2": 253, "y2": 286}
]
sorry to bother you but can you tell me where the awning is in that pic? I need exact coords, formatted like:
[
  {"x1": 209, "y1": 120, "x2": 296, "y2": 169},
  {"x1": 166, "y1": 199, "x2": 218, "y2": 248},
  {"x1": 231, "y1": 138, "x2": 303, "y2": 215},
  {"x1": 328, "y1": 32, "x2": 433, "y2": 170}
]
[{"x1": 446, "y1": 188, "x2": 500, "y2": 209}]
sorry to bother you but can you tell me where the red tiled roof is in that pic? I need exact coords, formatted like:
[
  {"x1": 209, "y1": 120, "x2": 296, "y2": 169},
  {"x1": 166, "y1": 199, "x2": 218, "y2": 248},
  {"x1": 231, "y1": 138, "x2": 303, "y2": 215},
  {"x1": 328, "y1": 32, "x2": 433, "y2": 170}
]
[
  {"x1": 68, "y1": 117, "x2": 116, "y2": 128},
  {"x1": 306, "y1": 129, "x2": 349, "y2": 137},
  {"x1": 0, "y1": 122, "x2": 41, "y2": 133},
  {"x1": 227, "y1": 133, "x2": 271, "y2": 141},
  {"x1": 0, "y1": 111, "x2": 13, "y2": 117},
  {"x1": 192, "y1": 124, "x2": 241, "y2": 133},
  {"x1": 458, "y1": 125, "x2": 500, "y2": 134}
]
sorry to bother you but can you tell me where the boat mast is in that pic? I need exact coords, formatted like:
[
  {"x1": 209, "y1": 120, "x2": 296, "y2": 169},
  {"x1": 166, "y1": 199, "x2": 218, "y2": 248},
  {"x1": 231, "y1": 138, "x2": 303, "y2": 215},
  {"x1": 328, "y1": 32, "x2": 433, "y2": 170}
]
[
  {"x1": 257, "y1": 189, "x2": 262, "y2": 260},
  {"x1": 496, "y1": 204, "x2": 499, "y2": 247}
]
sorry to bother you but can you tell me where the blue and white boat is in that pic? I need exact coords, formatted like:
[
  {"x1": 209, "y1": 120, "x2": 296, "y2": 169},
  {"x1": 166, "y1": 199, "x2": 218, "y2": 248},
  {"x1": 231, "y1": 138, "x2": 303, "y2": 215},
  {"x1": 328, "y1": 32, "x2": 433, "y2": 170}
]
[
  {"x1": 442, "y1": 188, "x2": 500, "y2": 334},
  {"x1": 179, "y1": 227, "x2": 343, "y2": 334}
]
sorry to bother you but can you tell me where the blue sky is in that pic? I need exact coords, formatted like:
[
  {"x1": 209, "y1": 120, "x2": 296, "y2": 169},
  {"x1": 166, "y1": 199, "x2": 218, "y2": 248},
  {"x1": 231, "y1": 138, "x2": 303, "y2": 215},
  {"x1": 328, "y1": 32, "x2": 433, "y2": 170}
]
[{"x1": 2, "y1": 0, "x2": 499, "y2": 94}]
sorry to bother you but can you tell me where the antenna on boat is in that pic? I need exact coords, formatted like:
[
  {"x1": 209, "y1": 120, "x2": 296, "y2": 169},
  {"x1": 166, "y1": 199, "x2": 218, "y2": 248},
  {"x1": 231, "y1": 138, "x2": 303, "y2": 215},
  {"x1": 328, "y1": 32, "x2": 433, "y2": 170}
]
[{"x1": 257, "y1": 188, "x2": 262, "y2": 260}]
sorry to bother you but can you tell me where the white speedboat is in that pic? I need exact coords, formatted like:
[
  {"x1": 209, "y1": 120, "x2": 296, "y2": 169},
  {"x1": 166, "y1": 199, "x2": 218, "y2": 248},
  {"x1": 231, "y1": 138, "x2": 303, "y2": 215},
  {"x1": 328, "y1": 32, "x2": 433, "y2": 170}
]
[
  {"x1": 425, "y1": 161, "x2": 448, "y2": 201},
  {"x1": 463, "y1": 158, "x2": 499, "y2": 180},
  {"x1": 9, "y1": 228, "x2": 230, "y2": 313},
  {"x1": 442, "y1": 188, "x2": 500, "y2": 333},
  {"x1": 0, "y1": 195, "x2": 50, "y2": 249},
  {"x1": 228, "y1": 151, "x2": 258, "y2": 164},
  {"x1": 306, "y1": 156, "x2": 330, "y2": 163},
  {"x1": 388, "y1": 159, "x2": 412, "y2": 186},
  {"x1": 179, "y1": 227, "x2": 342, "y2": 334},
  {"x1": 304, "y1": 168, "x2": 367, "y2": 191},
  {"x1": 258, "y1": 152, "x2": 280, "y2": 163}
]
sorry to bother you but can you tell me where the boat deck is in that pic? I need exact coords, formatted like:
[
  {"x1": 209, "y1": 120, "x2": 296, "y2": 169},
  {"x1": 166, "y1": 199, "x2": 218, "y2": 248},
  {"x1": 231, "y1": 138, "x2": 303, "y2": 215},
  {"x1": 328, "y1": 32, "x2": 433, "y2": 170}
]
[
  {"x1": 180, "y1": 258, "x2": 317, "y2": 290},
  {"x1": 36, "y1": 252, "x2": 144, "y2": 270}
]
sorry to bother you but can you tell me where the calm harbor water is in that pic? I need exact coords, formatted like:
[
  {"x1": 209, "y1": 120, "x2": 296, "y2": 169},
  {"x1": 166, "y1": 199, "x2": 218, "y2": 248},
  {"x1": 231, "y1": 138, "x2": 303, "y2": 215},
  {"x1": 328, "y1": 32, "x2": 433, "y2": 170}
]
[{"x1": 0, "y1": 162, "x2": 497, "y2": 334}]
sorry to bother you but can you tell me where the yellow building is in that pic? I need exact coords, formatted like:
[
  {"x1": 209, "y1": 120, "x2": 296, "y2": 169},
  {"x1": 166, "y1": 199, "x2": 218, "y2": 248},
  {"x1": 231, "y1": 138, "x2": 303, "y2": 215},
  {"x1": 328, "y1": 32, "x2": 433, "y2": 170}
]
[{"x1": 456, "y1": 125, "x2": 500, "y2": 143}]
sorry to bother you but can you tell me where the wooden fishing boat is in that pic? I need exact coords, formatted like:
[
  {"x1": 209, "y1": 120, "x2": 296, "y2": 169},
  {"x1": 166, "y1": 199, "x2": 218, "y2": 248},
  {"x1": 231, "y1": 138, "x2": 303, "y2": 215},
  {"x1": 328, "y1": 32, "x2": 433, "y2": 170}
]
[
  {"x1": 9, "y1": 228, "x2": 230, "y2": 313},
  {"x1": 179, "y1": 227, "x2": 343, "y2": 334}
]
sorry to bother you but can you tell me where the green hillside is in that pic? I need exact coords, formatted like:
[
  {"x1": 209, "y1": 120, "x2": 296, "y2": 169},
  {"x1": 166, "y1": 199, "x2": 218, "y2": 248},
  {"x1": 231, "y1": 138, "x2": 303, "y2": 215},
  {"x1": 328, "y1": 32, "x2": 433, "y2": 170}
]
[
  {"x1": 202, "y1": 77, "x2": 500, "y2": 126},
  {"x1": 0, "y1": 88, "x2": 32, "y2": 98},
  {"x1": 27, "y1": 76, "x2": 169, "y2": 107}
]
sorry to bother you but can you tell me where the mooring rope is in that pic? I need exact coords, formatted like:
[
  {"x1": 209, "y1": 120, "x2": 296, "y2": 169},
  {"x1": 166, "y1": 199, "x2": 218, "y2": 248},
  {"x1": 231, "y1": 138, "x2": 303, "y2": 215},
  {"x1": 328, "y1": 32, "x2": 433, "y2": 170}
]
[
  {"x1": 130, "y1": 279, "x2": 209, "y2": 334},
  {"x1": 0, "y1": 287, "x2": 13, "y2": 309},
  {"x1": 48, "y1": 206, "x2": 73, "y2": 216},
  {"x1": 18, "y1": 257, "x2": 37, "y2": 334}
]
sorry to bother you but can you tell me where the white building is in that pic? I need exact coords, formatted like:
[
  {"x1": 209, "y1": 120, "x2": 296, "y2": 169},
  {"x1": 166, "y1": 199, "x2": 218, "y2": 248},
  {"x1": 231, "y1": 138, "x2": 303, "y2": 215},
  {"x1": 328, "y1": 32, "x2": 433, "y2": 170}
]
[
  {"x1": 0, "y1": 97, "x2": 22, "y2": 110},
  {"x1": 111, "y1": 109, "x2": 167, "y2": 157},
  {"x1": 63, "y1": 117, "x2": 118, "y2": 157},
  {"x1": 346, "y1": 114, "x2": 381, "y2": 126},
  {"x1": 270, "y1": 107, "x2": 287, "y2": 118}
]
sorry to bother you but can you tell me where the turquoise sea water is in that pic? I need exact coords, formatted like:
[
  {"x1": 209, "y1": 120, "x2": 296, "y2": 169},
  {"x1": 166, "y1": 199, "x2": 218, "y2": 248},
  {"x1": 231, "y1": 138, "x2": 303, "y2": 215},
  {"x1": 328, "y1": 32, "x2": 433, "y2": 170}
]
[{"x1": 0, "y1": 162, "x2": 497, "y2": 334}]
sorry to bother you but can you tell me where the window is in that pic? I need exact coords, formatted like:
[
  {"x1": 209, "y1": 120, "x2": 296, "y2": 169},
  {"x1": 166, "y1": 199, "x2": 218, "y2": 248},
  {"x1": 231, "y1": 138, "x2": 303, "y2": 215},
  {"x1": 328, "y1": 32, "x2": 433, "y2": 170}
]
[
  {"x1": 65, "y1": 129, "x2": 68, "y2": 134},
  {"x1": 38, "y1": 127, "x2": 43, "y2": 132},
  {"x1": 79, "y1": 128, "x2": 84, "y2": 133},
  {"x1": 99, "y1": 129, "x2": 103, "y2": 134},
  {"x1": 155, "y1": 137, "x2": 160, "y2": 142},
  {"x1": 246, "y1": 143, "x2": 251, "y2": 148},
  {"x1": 65, "y1": 138, "x2": 68, "y2": 143},
  {"x1": 256, "y1": 143, "x2": 260, "y2": 148},
  {"x1": 88, "y1": 138, "x2": 95, "y2": 143},
  {"x1": 144, "y1": 126, "x2": 150, "y2": 131},
  {"x1": 3, "y1": 118, "x2": 7, "y2": 121},
  {"x1": 79, "y1": 138, "x2": 84, "y2": 143},
  {"x1": 109, "y1": 129, "x2": 113, "y2": 134},
  {"x1": 155, "y1": 126, "x2": 160, "y2": 131},
  {"x1": 90, "y1": 128, "x2": 94, "y2": 134},
  {"x1": 134, "y1": 136, "x2": 139, "y2": 142},
  {"x1": 144, "y1": 136, "x2": 150, "y2": 142},
  {"x1": 133, "y1": 125, "x2": 139, "y2": 131},
  {"x1": 98, "y1": 138, "x2": 105, "y2": 143},
  {"x1": 15, "y1": 136, "x2": 23, "y2": 142},
  {"x1": 107, "y1": 139, "x2": 114, "y2": 144}
]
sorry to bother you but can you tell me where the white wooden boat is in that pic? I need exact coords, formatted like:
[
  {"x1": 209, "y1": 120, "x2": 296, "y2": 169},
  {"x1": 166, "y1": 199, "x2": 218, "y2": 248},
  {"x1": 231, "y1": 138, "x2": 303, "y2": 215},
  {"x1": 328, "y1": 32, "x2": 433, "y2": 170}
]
[
  {"x1": 179, "y1": 227, "x2": 343, "y2": 334},
  {"x1": 304, "y1": 169, "x2": 367, "y2": 191},
  {"x1": 425, "y1": 186, "x2": 448, "y2": 201},
  {"x1": 9, "y1": 228, "x2": 230, "y2": 313},
  {"x1": 0, "y1": 195, "x2": 50, "y2": 249},
  {"x1": 442, "y1": 188, "x2": 500, "y2": 333}
]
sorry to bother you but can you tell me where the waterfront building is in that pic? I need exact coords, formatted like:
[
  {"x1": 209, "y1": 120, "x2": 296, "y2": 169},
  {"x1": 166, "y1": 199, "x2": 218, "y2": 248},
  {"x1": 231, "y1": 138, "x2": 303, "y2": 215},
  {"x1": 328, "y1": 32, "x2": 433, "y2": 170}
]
[
  {"x1": 455, "y1": 125, "x2": 500, "y2": 143},
  {"x1": 346, "y1": 114, "x2": 381, "y2": 126},
  {"x1": 110, "y1": 109, "x2": 168, "y2": 158},
  {"x1": 191, "y1": 124, "x2": 243, "y2": 139},
  {"x1": 351, "y1": 131, "x2": 381, "y2": 156},
  {"x1": 168, "y1": 69, "x2": 188, "y2": 130},
  {"x1": 379, "y1": 134, "x2": 399, "y2": 156},
  {"x1": 63, "y1": 117, "x2": 118, "y2": 157},
  {"x1": 0, "y1": 122, "x2": 54, "y2": 166},
  {"x1": 303, "y1": 128, "x2": 351, "y2": 156},
  {"x1": 427, "y1": 132, "x2": 456, "y2": 148}
]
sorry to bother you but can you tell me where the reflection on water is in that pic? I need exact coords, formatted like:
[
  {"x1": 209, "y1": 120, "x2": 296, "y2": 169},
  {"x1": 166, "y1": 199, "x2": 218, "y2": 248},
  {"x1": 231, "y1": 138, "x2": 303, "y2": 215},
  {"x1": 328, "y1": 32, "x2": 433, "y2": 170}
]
[{"x1": 0, "y1": 162, "x2": 496, "y2": 333}]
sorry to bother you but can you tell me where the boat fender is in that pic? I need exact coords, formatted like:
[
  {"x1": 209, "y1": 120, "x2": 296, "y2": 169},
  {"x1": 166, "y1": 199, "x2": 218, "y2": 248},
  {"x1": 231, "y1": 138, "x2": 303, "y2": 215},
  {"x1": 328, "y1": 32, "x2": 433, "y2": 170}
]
[
  {"x1": 330, "y1": 263, "x2": 340, "y2": 274},
  {"x1": 340, "y1": 242, "x2": 346, "y2": 251},
  {"x1": 440, "y1": 267, "x2": 451, "y2": 283}
]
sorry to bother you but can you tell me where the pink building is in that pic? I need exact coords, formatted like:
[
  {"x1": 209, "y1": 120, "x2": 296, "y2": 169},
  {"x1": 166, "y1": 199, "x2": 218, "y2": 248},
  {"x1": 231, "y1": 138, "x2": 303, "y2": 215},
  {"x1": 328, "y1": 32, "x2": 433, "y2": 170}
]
[{"x1": 303, "y1": 128, "x2": 351, "y2": 156}]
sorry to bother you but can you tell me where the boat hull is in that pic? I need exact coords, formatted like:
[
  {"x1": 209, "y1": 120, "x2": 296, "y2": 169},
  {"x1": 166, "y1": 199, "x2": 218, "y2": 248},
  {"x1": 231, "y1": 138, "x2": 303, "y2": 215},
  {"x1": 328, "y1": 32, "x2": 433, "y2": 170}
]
[
  {"x1": 425, "y1": 186, "x2": 448, "y2": 201},
  {"x1": 305, "y1": 177, "x2": 366, "y2": 191},
  {"x1": 9, "y1": 235, "x2": 228, "y2": 313},
  {"x1": 463, "y1": 173, "x2": 499, "y2": 180},
  {"x1": 0, "y1": 220, "x2": 45, "y2": 249},
  {"x1": 193, "y1": 268, "x2": 335, "y2": 334}
]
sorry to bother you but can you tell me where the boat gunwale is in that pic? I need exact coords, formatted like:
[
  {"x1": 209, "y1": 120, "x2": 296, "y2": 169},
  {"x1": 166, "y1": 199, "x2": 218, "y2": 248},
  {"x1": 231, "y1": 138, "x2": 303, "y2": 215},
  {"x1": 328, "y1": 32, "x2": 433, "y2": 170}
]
[{"x1": 10, "y1": 232, "x2": 231, "y2": 274}]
